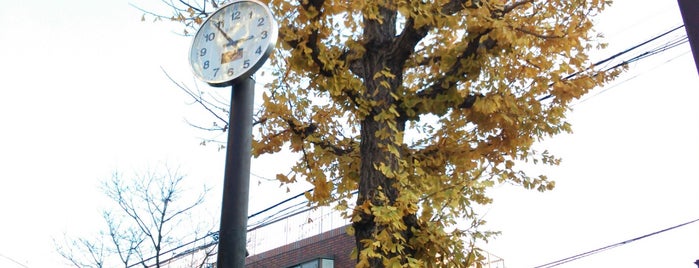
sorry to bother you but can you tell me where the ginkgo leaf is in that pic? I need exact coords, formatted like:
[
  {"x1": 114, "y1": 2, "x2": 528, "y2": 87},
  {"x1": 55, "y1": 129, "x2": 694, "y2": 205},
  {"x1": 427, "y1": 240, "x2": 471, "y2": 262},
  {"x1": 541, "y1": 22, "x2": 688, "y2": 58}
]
[{"x1": 160, "y1": 0, "x2": 622, "y2": 267}]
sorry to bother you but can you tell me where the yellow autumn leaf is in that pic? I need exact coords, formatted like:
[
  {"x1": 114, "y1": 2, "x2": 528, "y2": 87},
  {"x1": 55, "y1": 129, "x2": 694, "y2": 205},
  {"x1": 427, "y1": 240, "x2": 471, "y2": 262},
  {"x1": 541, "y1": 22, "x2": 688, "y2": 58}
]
[{"x1": 157, "y1": 0, "x2": 622, "y2": 266}]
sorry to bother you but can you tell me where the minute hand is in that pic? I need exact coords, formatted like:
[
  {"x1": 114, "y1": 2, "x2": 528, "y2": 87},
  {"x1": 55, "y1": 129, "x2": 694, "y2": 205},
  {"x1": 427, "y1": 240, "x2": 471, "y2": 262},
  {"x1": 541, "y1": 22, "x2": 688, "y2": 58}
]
[{"x1": 212, "y1": 21, "x2": 236, "y2": 44}]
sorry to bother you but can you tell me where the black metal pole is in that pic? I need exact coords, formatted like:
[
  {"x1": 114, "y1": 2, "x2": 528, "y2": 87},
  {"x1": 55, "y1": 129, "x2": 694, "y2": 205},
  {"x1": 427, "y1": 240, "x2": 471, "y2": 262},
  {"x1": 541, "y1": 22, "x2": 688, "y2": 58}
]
[
  {"x1": 678, "y1": 0, "x2": 699, "y2": 76},
  {"x1": 217, "y1": 76, "x2": 255, "y2": 268}
]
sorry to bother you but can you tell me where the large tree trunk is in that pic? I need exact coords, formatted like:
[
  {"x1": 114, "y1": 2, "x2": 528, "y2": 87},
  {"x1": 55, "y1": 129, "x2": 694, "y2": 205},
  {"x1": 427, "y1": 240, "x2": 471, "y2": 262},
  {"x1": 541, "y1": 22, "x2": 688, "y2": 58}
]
[
  {"x1": 355, "y1": 117, "x2": 398, "y2": 267},
  {"x1": 354, "y1": 108, "x2": 420, "y2": 267},
  {"x1": 352, "y1": 7, "x2": 418, "y2": 261}
]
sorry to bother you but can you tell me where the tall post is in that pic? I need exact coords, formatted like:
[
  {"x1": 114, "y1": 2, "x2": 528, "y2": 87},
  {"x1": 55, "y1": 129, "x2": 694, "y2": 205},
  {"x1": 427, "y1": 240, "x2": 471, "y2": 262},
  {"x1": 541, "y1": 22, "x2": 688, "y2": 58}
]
[
  {"x1": 678, "y1": 2, "x2": 699, "y2": 266},
  {"x1": 678, "y1": 0, "x2": 699, "y2": 76},
  {"x1": 217, "y1": 76, "x2": 255, "y2": 268}
]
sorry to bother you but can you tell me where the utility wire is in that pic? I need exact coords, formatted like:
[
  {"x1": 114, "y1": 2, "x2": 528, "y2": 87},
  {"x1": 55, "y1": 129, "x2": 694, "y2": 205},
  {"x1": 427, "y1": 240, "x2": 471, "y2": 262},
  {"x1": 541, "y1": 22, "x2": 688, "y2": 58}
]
[
  {"x1": 126, "y1": 233, "x2": 214, "y2": 268},
  {"x1": 538, "y1": 24, "x2": 686, "y2": 102},
  {"x1": 0, "y1": 252, "x2": 29, "y2": 268},
  {"x1": 595, "y1": 25, "x2": 684, "y2": 67},
  {"x1": 248, "y1": 188, "x2": 311, "y2": 219},
  {"x1": 575, "y1": 50, "x2": 691, "y2": 106},
  {"x1": 127, "y1": 188, "x2": 317, "y2": 267},
  {"x1": 133, "y1": 23, "x2": 691, "y2": 268},
  {"x1": 532, "y1": 217, "x2": 699, "y2": 268},
  {"x1": 236, "y1": 24, "x2": 695, "y2": 263},
  {"x1": 248, "y1": 25, "x2": 690, "y2": 232}
]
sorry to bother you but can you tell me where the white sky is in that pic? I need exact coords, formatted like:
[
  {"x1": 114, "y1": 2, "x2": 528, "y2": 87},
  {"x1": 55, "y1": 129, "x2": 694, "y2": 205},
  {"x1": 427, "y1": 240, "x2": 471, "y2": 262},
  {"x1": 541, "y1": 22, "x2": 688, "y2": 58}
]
[{"x1": 0, "y1": 0, "x2": 697, "y2": 267}]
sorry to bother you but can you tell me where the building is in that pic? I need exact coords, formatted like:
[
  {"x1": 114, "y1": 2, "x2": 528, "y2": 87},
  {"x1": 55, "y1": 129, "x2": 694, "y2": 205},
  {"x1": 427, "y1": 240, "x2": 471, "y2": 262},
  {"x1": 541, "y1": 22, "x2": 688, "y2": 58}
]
[
  {"x1": 155, "y1": 206, "x2": 504, "y2": 267},
  {"x1": 245, "y1": 225, "x2": 354, "y2": 268}
]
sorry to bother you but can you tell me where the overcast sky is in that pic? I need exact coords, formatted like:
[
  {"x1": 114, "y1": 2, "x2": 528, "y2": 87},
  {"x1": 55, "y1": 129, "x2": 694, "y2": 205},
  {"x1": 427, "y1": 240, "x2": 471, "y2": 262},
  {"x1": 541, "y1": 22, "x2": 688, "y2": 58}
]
[{"x1": 0, "y1": 0, "x2": 697, "y2": 267}]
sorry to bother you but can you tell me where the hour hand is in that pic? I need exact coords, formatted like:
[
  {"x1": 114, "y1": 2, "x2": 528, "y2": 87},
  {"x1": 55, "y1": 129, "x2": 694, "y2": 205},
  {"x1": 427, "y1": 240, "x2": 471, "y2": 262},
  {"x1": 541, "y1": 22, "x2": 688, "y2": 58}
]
[{"x1": 226, "y1": 35, "x2": 254, "y2": 47}]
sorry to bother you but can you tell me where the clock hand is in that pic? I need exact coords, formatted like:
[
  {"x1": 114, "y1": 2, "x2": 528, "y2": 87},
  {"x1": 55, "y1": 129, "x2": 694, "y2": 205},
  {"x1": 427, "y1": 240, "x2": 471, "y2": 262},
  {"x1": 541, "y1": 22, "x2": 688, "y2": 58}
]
[
  {"x1": 226, "y1": 35, "x2": 255, "y2": 47},
  {"x1": 212, "y1": 20, "x2": 236, "y2": 44}
]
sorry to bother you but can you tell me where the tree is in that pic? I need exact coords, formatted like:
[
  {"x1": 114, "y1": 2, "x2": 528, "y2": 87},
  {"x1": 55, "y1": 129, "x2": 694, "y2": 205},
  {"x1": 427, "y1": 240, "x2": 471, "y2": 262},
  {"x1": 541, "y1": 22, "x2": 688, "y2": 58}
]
[
  {"x1": 146, "y1": 0, "x2": 621, "y2": 267},
  {"x1": 56, "y1": 166, "x2": 215, "y2": 268}
]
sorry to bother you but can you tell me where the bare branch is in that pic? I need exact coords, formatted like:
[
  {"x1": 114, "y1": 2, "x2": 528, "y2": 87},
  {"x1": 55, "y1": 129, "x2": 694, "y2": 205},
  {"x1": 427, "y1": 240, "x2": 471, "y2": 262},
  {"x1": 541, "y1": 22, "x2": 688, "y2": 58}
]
[
  {"x1": 59, "y1": 166, "x2": 211, "y2": 267},
  {"x1": 55, "y1": 234, "x2": 106, "y2": 268},
  {"x1": 503, "y1": 0, "x2": 535, "y2": 14},
  {"x1": 129, "y1": 3, "x2": 174, "y2": 21},
  {"x1": 161, "y1": 67, "x2": 229, "y2": 128},
  {"x1": 177, "y1": 0, "x2": 205, "y2": 14}
]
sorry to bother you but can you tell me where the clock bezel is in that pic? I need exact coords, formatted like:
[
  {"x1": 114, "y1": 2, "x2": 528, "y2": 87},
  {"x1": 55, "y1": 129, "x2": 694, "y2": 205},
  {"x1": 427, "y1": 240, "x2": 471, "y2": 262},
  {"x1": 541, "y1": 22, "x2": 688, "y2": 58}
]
[{"x1": 188, "y1": 0, "x2": 278, "y2": 87}]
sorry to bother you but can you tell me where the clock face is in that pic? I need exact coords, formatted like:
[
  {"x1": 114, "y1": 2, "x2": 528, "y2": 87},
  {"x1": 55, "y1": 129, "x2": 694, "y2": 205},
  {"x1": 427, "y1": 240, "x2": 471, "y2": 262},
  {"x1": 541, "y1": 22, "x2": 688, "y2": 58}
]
[{"x1": 189, "y1": 0, "x2": 277, "y2": 87}]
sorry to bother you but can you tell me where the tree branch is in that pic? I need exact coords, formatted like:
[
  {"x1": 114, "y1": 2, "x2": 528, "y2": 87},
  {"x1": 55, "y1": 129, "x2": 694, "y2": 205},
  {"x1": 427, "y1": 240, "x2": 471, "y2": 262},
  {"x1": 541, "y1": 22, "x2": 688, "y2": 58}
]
[
  {"x1": 161, "y1": 67, "x2": 229, "y2": 129},
  {"x1": 281, "y1": 0, "x2": 337, "y2": 77},
  {"x1": 392, "y1": 0, "x2": 541, "y2": 117},
  {"x1": 398, "y1": 30, "x2": 490, "y2": 117},
  {"x1": 502, "y1": 0, "x2": 535, "y2": 14},
  {"x1": 390, "y1": 0, "x2": 482, "y2": 67},
  {"x1": 284, "y1": 118, "x2": 355, "y2": 156}
]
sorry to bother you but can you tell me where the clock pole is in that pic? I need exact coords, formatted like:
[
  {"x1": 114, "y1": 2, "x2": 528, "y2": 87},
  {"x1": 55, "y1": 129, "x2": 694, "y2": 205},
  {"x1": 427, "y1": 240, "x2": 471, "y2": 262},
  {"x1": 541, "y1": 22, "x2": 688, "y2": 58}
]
[
  {"x1": 218, "y1": 76, "x2": 255, "y2": 268},
  {"x1": 187, "y1": 1, "x2": 277, "y2": 266}
]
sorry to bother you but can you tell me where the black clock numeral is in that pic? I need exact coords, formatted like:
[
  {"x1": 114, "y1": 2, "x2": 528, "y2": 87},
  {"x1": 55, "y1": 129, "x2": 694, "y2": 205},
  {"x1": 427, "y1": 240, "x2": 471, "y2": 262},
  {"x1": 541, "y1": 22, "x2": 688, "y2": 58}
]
[
  {"x1": 243, "y1": 59, "x2": 250, "y2": 69},
  {"x1": 261, "y1": 31, "x2": 268, "y2": 39},
  {"x1": 213, "y1": 67, "x2": 220, "y2": 76},
  {"x1": 203, "y1": 60, "x2": 210, "y2": 69},
  {"x1": 232, "y1": 11, "x2": 241, "y2": 20},
  {"x1": 227, "y1": 68, "x2": 235, "y2": 76},
  {"x1": 205, "y1": 32, "x2": 215, "y2": 42},
  {"x1": 255, "y1": 46, "x2": 262, "y2": 55},
  {"x1": 249, "y1": 11, "x2": 253, "y2": 18},
  {"x1": 200, "y1": 48, "x2": 207, "y2": 57},
  {"x1": 257, "y1": 17, "x2": 264, "y2": 26}
]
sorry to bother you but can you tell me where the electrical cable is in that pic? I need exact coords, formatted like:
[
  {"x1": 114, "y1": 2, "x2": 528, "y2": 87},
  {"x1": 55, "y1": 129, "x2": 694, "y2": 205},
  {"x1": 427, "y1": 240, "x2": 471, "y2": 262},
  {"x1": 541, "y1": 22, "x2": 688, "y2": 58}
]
[
  {"x1": 538, "y1": 24, "x2": 686, "y2": 102},
  {"x1": 600, "y1": 35, "x2": 688, "y2": 72},
  {"x1": 0, "y1": 252, "x2": 29, "y2": 268},
  {"x1": 248, "y1": 189, "x2": 359, "y2": 232},
  {"x1": 247, "y1": 204, "x2": 312, "y2": 233},
  {"x1": 248, "y1": 188, "x2": 311, "y2": 219},
  {"x1": 575, "y1": 50, "x2": 692, "y2": 106},
  {"x1": 595, "y1": 25, "x2": 684, "y2": 67},
  {"x1": 245, "y1": 25, "x2": 691, "y2": 231},
  {"x1": 131, "y1": 23, "x2": 693, "y2": 268},
  {"x1": 532, "y1": 217, "x2": 699, "y2": 268},
  {"x1": 250, "y1": 172, "x2": 276, "y2": 181},
  {"x1": 126, "y1": 233, "x2": 215, "y2": 268},
  {"x1": 151, "y1": 240, "x2": 218, "y2": 267},
  {"x1": 247, "y1": 200, "x2": 307, "y2": 229}
]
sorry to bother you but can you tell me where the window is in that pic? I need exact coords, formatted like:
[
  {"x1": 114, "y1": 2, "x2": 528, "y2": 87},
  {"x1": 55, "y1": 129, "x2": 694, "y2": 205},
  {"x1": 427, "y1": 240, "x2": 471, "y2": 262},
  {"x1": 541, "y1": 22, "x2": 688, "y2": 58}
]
[
  {"x1": 289, "y1": 258, "x2": 334, "y2": 268},
  {"x1": 300, "y1": 261, "x2": 318, "y2": 268},
  {"x1": 321, "y1": 259, "x2": 334, "y2": 268}
]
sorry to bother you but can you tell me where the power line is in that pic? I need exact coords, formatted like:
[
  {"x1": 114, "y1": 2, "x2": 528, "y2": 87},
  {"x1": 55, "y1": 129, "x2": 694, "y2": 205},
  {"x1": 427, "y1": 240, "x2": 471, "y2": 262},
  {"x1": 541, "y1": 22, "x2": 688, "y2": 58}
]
[
  {"x1": 134, "y1": 23, "x2": 692, "y2": 268},
  {"x1": 538, "y1": 24, "x2": 686, "y2": 102},
  {"x1": 532, "y1": 217, "x2": 699, "y2": 268},
  {"x1": 596, "y1": 25, "x2": 685, "y2": 68},
  {"x1": 127, "y1": 188, "x2": 316, "y2": 267},
  {"x1": 575, "y1": 50, "x2": 692, "y2": 106},
  {"x1": 126, "y1": 233, "x2": 214, "y2": 268},
  {"x1": 0, "y1": 252, "x2": 29, "y2": 268},
  {"x1": 249, "y1": 188, "x2": 310, "y2": 219},
  {"x1": 251, "y1": 25, "x2": 691, "y2": 233}
]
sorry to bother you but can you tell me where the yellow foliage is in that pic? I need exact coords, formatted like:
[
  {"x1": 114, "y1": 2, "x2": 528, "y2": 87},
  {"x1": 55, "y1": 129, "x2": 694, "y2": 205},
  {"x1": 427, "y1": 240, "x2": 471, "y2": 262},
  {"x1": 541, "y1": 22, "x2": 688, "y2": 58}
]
[{"x1": 164, "y1": 0, "x2": 621, "y2": 267}]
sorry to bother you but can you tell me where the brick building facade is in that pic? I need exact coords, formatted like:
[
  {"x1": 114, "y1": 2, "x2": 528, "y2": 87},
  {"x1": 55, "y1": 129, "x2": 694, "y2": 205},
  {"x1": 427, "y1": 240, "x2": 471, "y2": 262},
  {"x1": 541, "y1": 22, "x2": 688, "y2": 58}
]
[
  {"x1": 157, "y1": 224, "x2": 505, "y2": 268},
  {"x1": 245, "y1": 225, "x2": 355, "y2": 267}
]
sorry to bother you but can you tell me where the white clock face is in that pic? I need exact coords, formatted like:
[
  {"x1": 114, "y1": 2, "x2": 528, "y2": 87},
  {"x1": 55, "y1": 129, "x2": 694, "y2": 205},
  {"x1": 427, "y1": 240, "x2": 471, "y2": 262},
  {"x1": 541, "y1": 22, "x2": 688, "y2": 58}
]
[{"x1": 189, "y1": 0, "x2": 277, "y2": 87}]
